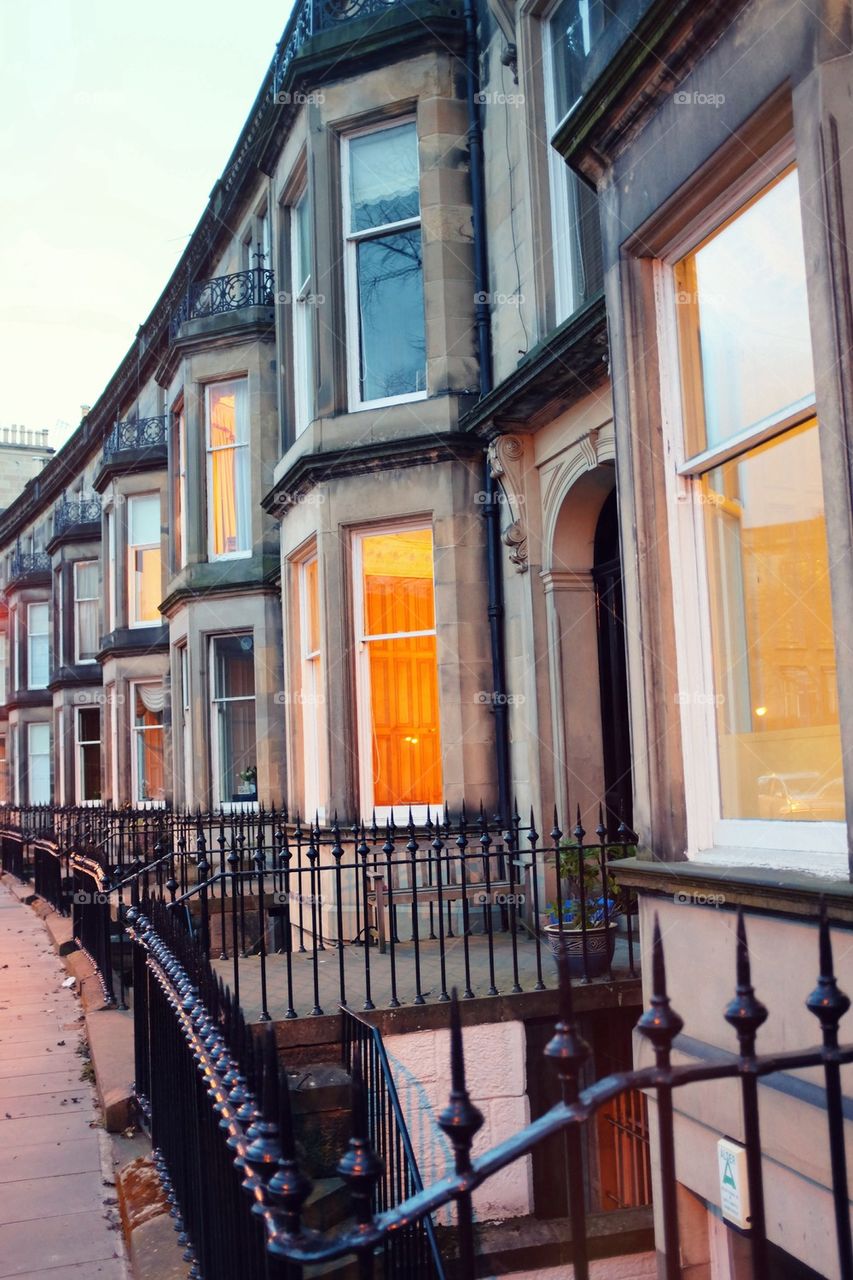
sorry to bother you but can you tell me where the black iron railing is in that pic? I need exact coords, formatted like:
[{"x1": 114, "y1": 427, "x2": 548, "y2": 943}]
[
  {"x1": 8, "y1": 547, "x2": 51, "y2": 580},
  {"x1": 342, "y1": 1006, "x2": 445, "y2": 1277},
  {"x1": 53, "y1": 494, "x2": 102, "y2": 536},
  {"x1": 103, "y1": 415, "x2": 168, "y2": 459},
  {"x1": 0, "y1": 802, "x2": 641, "y2": 1009},
  {"x1": 271, "y1": 0, "x2": 406, "y2": 103},
  {"x1": 170, "y1": 267, "x2": 275, "y2": 340},
  {"x1": 122, "y1": 897, "x2": 853, "y2": 1280}
]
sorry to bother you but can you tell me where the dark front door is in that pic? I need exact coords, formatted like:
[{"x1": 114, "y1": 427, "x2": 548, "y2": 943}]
[{"x1": 592, "y1": 488, "x2": 633, "y2": 838}]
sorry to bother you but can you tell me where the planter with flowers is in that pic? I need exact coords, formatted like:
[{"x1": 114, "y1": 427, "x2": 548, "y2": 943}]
[{"x1": 542, "y1": 841, "x2": 619, "y2": 978}]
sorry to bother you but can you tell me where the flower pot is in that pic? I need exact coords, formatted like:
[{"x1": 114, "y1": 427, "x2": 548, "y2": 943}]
[{"x1": 543, "y1": 921, "x2": 618, "y2": 979}]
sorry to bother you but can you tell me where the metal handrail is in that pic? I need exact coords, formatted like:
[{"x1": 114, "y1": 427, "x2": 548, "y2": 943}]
[{"x1": 103, "y1": 415, "x2": 168, "y2": 459}]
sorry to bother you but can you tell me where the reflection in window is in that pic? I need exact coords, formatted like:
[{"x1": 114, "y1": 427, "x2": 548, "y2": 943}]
[
  {"x1": 212, "y1": 634, "x2": 257, "y2": 805},
  {"x1": 132, "y1": 683, "x2": 165, "y2": 804},
  {"x1": 705, "y1": 422, "x2": 842, "y2": 821},
  {"x1": 207, "y1": 379, "x2": 251, "y2": 558},
  {"x1": 76, "y1": 707, "x2": 101, "y2": 803},
  {"x1": 357, "y1": 528, "x2": 441, "y2": 812},
  {"x1": 127, "y1": 495, "x2": 161, "y2": 626},
  {"x1": 291, "y1": 191, "x2": 315, "y2": 435},
  {"x1": 346, "y1": 122, "x2": 426, "y2": 405}
]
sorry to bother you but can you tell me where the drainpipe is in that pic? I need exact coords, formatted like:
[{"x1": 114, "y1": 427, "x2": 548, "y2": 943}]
[{"x1": 464, "y1": 0, "x2": 511, "y2": 823}]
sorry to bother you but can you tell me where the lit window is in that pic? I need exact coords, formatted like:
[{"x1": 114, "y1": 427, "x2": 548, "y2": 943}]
[
  {"x1": 354, "y1": 527, "x2": 442, "y2": 818},
  {"x1": 344, "y1": 121, "x2": 426, "y2": 407},
  {"x1": 544, "y1": 0, "x2": 604, "y2": 319},
  {"x1": 211, "y1": 634, "x2": 257, "y2": 806},
  {"x1": 206, "y1": 380, "x2": 251, "y2": 558},
  {"x1": 131, "y1": 683, "x2": 166, "y2": 805},
  {"x1": 27, "y1": 602, "x2": 49, "y2": 689},
  {"x1": 27, "y1": 722, "x2": 51, "y2": 804},
  {"x1": 299, "y1": 556, "x2": 326, "y2": 817},
  {"x1": 74, "y1": 561, "x2": 99, "y2": 662},
  {"x1": 291, "y1": 190, "x2": 314, "y2": 435},
  {"x1": 76, "y1": 707, "x2": 101, "y2": 804},
  {"x1": 127, "y1": 495, "x2": 161, "y2": 626},
  {"x1": 676, "y1": 168, "x2": 843, "y2": 830}
]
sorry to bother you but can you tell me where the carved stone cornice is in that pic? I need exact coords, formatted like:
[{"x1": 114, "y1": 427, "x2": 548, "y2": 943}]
[{"x1": 488, "y1": 435, "x2": 529, "y2": 573}]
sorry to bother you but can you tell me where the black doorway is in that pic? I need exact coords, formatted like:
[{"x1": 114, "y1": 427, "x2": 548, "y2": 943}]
[{"x1": 592, "y1": 488, "x2": 633, "y2": 839}]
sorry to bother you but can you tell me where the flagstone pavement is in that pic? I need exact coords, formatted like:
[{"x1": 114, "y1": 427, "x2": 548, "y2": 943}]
[{"x1": 0, "y1": 880, "x2": 127, "y2": 1279}]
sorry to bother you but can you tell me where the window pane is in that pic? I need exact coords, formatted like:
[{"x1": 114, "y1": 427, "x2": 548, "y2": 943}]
[
  {"x1": 357, "y1": 230, "x2": 425, "y2": 400},
  {"x1": 217, "y1": 698, "x2": 258, "y2": 800},
  {"x1": 76, "y1": 598, "x2": 99, "y2": 660},
  {"x1": 213, "y1": 635, "x2": 255, "y2": 699},
  {"x1": 80, "y1": 743, "x2": 101, "y2": 802},
  {"x1": 304, "y1": 560, "x2": 320, "y2": 655},
  {"x1": 294, "y1": 194, "x2": 311, "y2": 290},
  {"x1": 208, "y1": 380, "x2": 248, "y2": 447},
  {"x1": 704, "y1": 420, "x2": 843, "y2": 821},
  {"x1": 211, "y1": 439, "x2": 250, "y2": 555},
  {"x1": 79, "y1": 708, "x2": 100, "y2": 741},
  {"x1": 133, "y1": 689, "x2": 164, "y2": 802},
  {"x1": 129, "y1": 495, "x2": 160, "y2": 546},
  {"x1": 369, "y1": 634, "x2": 442, "y2": 807},
  {"x1": 29, "y1": 603, "x2": 48, "y2": 635},
  {"x1": 548, "y1": 0, "x2": 609, "y2": 122},
  {"x1": 349, "y1": 123, "x2": 419, "y2": 232},
  {"x1": 683, "y1": 169, "x2": 815, "y2": 450},
  {"x1": 28, "y1": 724, "x2": 51, "y2": 804},
  {"x1": 132, "y1": 547, "x2": 161, "y2": 623},
  {"x1": 362, "y1": 529, "x2": 435, "y2": 635},
  {"x1": 75, "y1": 561, "x2": 98, "y2": 598}
]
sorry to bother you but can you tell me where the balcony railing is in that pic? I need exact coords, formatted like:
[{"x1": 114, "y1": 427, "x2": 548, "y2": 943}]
[
  {"x1": 8, "y1": 548, "x2": 52, "y2": 581},
  {"x1": 103, "y1": 415, "x2": 168, "y2": 461},
  {"x1": 170, "y1": 267, "x2": 275, "y2": 340},
  {"x1": 271, "y1": 0, "x2": 404, "y2": 101},
  {"x1": 53, "y1": 495, "x2": 102, "y2": 537}
]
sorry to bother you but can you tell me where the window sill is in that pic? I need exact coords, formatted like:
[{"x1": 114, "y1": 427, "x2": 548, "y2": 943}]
[{"x1": 612, "y1": 855, "x2": 853, "y2": 923}]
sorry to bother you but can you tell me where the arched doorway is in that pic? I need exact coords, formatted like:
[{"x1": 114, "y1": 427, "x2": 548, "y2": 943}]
[{"x1": 592, "y1": 488, "x2": 633, "y2": 837}]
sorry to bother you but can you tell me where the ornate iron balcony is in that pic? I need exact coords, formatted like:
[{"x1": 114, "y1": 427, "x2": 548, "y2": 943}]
[
  {"x1": 103, "y1": 415, "x2": 168, "y2": 460},
  {"x1": 54, "y1": 495, "x2": 102, "y2": 537},
  {"x1": 170, "y1": 267, "x2": 275, "y2": 340},
  {"x1": 271, "y1": 0, "x2": 401, "y2": 100},
  {"x1": 9, "y1": 548, "x2": 52, "y2": 581}
]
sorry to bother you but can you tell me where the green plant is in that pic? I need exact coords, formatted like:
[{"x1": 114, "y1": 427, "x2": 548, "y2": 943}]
[{"x1": 545, "y1": 840, "x2": 621, "y2": 929}]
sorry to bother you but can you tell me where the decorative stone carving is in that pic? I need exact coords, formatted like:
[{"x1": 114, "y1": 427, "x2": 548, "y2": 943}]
[{"x1": 487, "y1": 435, "x2": 529, "y2": 572}]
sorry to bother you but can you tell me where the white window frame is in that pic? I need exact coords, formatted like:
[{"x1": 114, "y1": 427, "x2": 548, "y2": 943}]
[
  {"x1": 11, "y1": 725, "x2": 19, "y2": 805},
  {"x1": 205, "y1": 379, "x2": 251, "y2": 562},
  {"x1": 178, "y1": 644, "x2": 193, "y2": 807},
  {"x1": 56, "y1": 708, "x2": 65, "y2": 806},
  {"x1": 129, "y1": 679, "x2": 166, "y2": 808},
  {"x1": 342, "y1": 118, "x2": 427, "y2": 412},
  {"x1": 107, "y1": 507, "x2": 117, "y2": 631},
  {"x1": 209, "y1": 633, "x2": 258, "y2": 811},
  {"x1": 173, "y1": 405, "x2": 188, "y2": 571},
  {"x1": 73, "y1": 560, "x2": 99, "y2": 664},
  {"x1": 352, "y1": 523, "x2": 442, "y2": 824},
  {"x1": 56, "y1": 570, "x2": 65, "y2": 668},
  {"x1": 27, "y1": 602, "x2": 50, "y2": 690},
  {"x1": 12, "y1": 608, "x2": 19, "y2": 692},
  {"x1": 298, "y1": 554, "x2": 326, "y2": 821},
  {"x1": 0, "y1": 631, "x2": 7, "y2": 706},
  {"x1": 27, "y1": 722, "x2": 51, "y2": 805},
  {"x1": 291, "y1": 188, "x2": 314, "y2": 436},
  {"x1": 657, "y1": 144, "x2": 846, "y2": 868},
  {"x1": 107, "y1": 684, "x2": 119, "y2": 806},
  {"x1": 543, "y1": 3, "x2": 577, "y2": 322},
  {"x1": 127, "y1": 494, "x2": 161, "y2": 628},
  {"x1": 75, "y1": 705, "x2": 101, "y2": 806}
]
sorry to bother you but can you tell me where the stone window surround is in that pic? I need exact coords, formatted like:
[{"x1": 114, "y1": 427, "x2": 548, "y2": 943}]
[{"x1": 613, "y1": 87, "x2": 853, "y2": 873}]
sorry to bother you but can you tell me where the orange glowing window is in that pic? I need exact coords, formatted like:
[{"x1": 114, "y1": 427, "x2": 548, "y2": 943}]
[
  {"x1": 206, "y1": 379, "x2": 250, "y2": 559},
  {"x1": 127, "y1": 495, "x2": 161, "y2": 627},
  {"x1": 358, "y1": 528, "x2": 441, "y2": 812}
]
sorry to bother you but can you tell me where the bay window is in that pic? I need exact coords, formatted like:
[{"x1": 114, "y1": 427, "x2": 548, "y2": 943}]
[
  {"x1": 354, "y1": 526, "x2": 442, "y2": 820},
  {"x1": 131, "y1": 682, "x2": 166, "y2": 805},
  {"x1": 74, "y1": 561, "x2": 99, "y2": 662},
  {"x1": 127, "y1": 495, "x2": 161, "y2": 626},
  {"x1": 27, "y1": 723, "x2": 51, "y2": 804},
  {"x1": 544, "y1": 0, "x2": 604, "y2": 319},
  {"x1": 172, "y1": 404, "x2": 187, "y2": 571},
  {"x1": 76, "y1": 707, "x2": 101, "y2": 804},
  {"x1": 27, "y1": 603, "x2": 49, "y2": 689},
  {"x1": 211, "y1": 634, "x2": 257, "y2": 806},
  {"x1": 291, "y1": 190, "x2": 314, "y2": 435},
  {"x1": 206, "y1": 379, "x2": 250, "y2": 559},
  {"x1": 672, "y1": 165, "x2": 844, "y2": 850},
  {"x1": 299, "y1": 555, "x2": 326, "y2": 817},
  {"x1": 343, "y1": 120, "x2": 426, "y2": 407}
]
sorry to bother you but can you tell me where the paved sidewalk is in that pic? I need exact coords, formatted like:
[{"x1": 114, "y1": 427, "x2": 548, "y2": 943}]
[{"x1": 0, "y1": 880, "x2": 127, "y2": 1279}]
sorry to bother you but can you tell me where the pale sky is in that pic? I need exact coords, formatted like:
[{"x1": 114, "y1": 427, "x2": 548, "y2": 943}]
[{"x1": 0, "y1": 0, "x2": 291, "y2": 449}]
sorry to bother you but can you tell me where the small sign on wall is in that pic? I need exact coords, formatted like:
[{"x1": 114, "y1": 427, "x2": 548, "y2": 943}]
[{"x1": 718, "y1": 1138, "x2": 751, "y2": 1230}]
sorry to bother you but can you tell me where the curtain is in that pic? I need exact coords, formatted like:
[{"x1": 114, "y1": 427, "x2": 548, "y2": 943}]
[
  {"x1": 209, "y1": 380, "x2": 250, "y2": 555},
  {"x1": 136, "y1": 683, "x2": 167, "y2": 714}
]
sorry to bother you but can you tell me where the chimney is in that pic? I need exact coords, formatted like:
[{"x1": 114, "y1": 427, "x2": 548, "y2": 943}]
[{"x1": 80, "y1": 405, "x2": 91, "y2": 419}]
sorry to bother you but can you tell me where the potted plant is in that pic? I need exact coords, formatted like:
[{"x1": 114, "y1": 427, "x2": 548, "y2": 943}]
[
  {"x1": 236, "y1": 765, "x2": 258, "y2": 800},
  {"x1": 542, "y1": 841, "x2": 619, "y2": 977}
]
